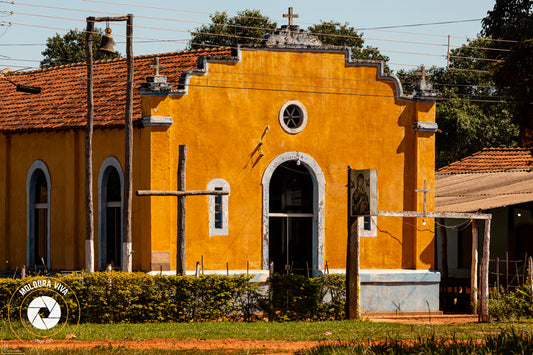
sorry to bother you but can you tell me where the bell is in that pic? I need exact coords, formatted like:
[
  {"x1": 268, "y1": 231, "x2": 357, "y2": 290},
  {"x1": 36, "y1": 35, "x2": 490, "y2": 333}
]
[{"x1": 98, "y1": 27, "x2": 115, "y2": 55}]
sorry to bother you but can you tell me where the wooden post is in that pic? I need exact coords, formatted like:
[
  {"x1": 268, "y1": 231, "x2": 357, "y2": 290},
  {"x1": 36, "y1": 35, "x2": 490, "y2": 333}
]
[
  {"x1": 471, "y1": 219, "x2": 478, "y2": 314},
  {"x1": 438, "y1": 218, "x2": 448, "y2": 279},
  {"x1": 346, "y1": 216, "x2": 361, "y2": 320},
  {"x1": 506, "y1": 251, "x2": 509, "y2": 293},
  {"x1": 176, "y1": 145, "x2": 186, "y2": 275},
  {"x1": 122, "y1": 14, "x2": 134, "y2": 273},
  {"x1": 346, "y1": 166, "x2": 360, "y2": 320},
  {"x1": 479, "y1": 218, "x2": 491, "y2": 322},
  {"x1": 496, "y1": 257, "x2": 500, "y2": 299},
  {"x1": 85, "y1": 17, "x2": 95, "y2": 273},
  {"x1": 527, "y1": 256, "x2": 533, "y2": 296}
]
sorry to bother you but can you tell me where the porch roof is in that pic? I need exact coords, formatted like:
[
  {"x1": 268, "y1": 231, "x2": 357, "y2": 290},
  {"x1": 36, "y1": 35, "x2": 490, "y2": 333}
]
[{"x1": 436, "y1": 148, "x2": 533, "y2": 212}]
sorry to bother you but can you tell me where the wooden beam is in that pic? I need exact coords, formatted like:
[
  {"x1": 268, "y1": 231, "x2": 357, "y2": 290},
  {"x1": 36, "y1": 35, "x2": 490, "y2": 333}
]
[
  {"x1": 346, "y1": 216, "x2": 361, "y2": 320},
  {"x1": 479, "y1": 218, "x2": 491, "y2": 322},
  {"x1": 438, "y1": 218, "x2": 448, "y2": 279},
  {"x1": 91, "y1": 16, "x2": 129, "y2": 22},
  {"x1": 346, "y1": 166, "x2": 360, "y2": 320},
  {"x1": 376, "y1": 211, "x2": 491, "y2": 220},
  {"x1": 122, "y1": 13, "x2": 134, "y2": 273},
  {"x1": 85, "y1": 18, "x2": 95, "y2": 273},
  {"x1": 177, "y1": 145, "x2": 186, "y2": 276},
  {"x1": 471, "y1": 219, "x2": 478, "y2": 315},
  {"x1": 136, "y1": 190, "x2": 229, "y2": 197}
]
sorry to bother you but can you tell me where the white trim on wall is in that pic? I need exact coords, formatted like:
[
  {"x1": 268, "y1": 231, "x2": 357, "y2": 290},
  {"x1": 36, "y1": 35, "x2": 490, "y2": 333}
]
[{"x1": 207, "y1": 178, "x2": 230, "y2": 236}]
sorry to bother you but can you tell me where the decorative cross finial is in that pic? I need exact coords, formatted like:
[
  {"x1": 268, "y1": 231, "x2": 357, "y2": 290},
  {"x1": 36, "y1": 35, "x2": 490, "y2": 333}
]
[
  {"x1": 149, "y1": 57, "x2": 165, "y2": 76},
  {"x1": 283, "y1": 7, "x2": 299, "y2": 26},
  {"x1": 415, "y1": 65, "x2": 430, "y2": 82},
  {"x1": 415, "y1": 180, "x2": 435, "y2": 216}
]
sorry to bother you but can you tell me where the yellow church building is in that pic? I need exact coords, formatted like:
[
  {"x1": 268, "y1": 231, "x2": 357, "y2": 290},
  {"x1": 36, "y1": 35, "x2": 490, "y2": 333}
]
[{"x1": 0, "y1": 24, "x2": 440, "y2": 312}]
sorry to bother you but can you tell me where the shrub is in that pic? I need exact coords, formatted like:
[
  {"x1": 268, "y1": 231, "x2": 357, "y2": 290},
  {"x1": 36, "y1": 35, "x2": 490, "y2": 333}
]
[
  {"x1": 264, "y1": 273, "x2": 346, "y2": 321},
  {"x1": 489, "y1": 286, "x2": 533, "y2": 321},
  {"x1": 0, "y1": 272, "x2": 346, "y2": 323},
  {"x1": 0, "y1": 272, "x2": 258, "y2": 323}
]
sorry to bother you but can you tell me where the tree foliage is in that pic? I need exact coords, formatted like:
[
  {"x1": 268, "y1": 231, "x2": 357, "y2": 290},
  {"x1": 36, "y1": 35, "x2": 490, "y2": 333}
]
[
  {"x1": 308, "y1": 21, "x2": 389, "y2": 64},
  {"x1": 189, "y1": 11, "x2": 389, "y2": 66},
  {"x1": 493, "y1": 40, "x2": 533, "y2": 145},
  {"x1": 482, "y1": 0, "x2": 533, "y2": 43},
  {"x1": 40, "y1": 28, "x2": 121, "y2": 68},
  {"x1": 481, "y1": 0, "x2": 533, "y2": 145},
  {"x1": 397, "y1": 37, "x2": 520, "y2": 168},
  {"x1": 188, "y1": 9, "x2": 277, "y2": 49}
]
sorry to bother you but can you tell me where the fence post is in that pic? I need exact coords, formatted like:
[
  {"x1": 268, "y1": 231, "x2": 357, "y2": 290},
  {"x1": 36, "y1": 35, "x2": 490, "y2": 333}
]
[
  {"x1": 496, "y1": 257, "x2": 500, "y2": 300},
  {"x1": 471, "y1": 219, "x2": 478, "y2": 314},
  {"x1": 506, "y1": 252, "x2": 509, "y2": 293},
  {"x1": 479, "y1": 218, "x2": 491, "y2": 323},
  {"x1": 527, "y1": 256, "x2": 533, "y2": 296}
]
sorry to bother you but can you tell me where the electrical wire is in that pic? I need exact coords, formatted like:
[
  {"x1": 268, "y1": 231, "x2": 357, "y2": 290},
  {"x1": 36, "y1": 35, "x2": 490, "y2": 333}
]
[
  {"x1": 0, "y1": 6, "x2": 517, "y2": 76},
  {"x1": 0, "y1": 18, "x2": 498, "y2": 77},
  {"x1": 1, "y1": 1, "x2": 517, "y2": 54}
]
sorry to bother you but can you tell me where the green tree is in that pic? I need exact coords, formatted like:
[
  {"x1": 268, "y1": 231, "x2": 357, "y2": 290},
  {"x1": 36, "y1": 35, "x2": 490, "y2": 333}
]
[
  {"x1": 482, "y1": 0, "x2": 533, "y2": 43},
  {"x1": 41, "y1": 28, "x2": 121, "y2": 68},
  {"x1": 189, "y1": 11, "x2": 389, "y2": 66},
  {"x1": 493, "y1": 40, "x2": 533, "y2": 145},
  {"x1": 189, "y1": 9, "x2": 277, "y2": 49},
  {"x1": 481, "y1": 0, "x2": 533, "y2": 145},
  {"x1": 397, "y1": 37, "x2": 520, "y2": 168},
  {"x1": 307, "y1": 21, "x2": 389, "y2": 64}
]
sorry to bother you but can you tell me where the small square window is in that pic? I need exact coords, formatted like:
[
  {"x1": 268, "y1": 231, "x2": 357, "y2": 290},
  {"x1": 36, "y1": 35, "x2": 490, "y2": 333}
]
[
  {"x1": 208, "y1": 179, "x2": 230, "y2": 236},
  {"x1": 359, "y1": 216, "x2": 377, "y2": 237}
]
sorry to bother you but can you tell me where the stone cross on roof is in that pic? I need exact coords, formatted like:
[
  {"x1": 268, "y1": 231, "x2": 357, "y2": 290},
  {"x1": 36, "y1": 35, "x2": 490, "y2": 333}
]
[
  {"x1": 283, "y1": 7, "x2": 299, "y2": 26},
  {"x1": 149, "y1": 57, "x2": 166, "y2": 76},
  {"x1": 415, "y1": 65, "x2": 430, "y2": 82}
]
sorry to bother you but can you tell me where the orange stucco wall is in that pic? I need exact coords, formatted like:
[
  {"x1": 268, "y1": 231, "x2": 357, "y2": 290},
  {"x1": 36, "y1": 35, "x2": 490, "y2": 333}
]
[
  {"x1": 143, "y1": 48, "x2": 436, "y2": 272},
  {"x1": 0, "y1": 128, "x2": 150, "y2": 271},
  {"x1": 0, "y1": 48, "x2": 436, "y2": 273}
]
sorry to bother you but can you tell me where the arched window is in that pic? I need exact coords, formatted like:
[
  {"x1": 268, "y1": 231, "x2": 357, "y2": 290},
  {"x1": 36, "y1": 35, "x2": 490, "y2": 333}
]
[
  {"x1": 26, "y1": 160, "x2": 51, "y2": 268},
  {"x1": 207, "y1": 179, "x2": 230, "y2": 236},
  {"x1": 98, "y1": 157, "x2": 124, "y2": 269}
]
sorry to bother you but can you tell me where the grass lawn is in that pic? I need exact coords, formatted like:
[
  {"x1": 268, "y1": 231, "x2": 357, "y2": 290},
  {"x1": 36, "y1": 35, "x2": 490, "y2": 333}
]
[{"x1": 2, "y1": 319, "x2": 532, "y2": 342}]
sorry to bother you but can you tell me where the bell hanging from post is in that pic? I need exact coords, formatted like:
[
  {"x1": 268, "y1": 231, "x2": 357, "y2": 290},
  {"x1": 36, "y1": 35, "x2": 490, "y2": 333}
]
[{"x1": 98, "y1": 27, "x2": 115, "y2": 55}]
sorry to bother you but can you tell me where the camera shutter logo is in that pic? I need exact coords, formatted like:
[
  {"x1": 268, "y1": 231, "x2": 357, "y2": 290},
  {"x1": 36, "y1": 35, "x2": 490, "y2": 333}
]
[
  {"x1": 8, "y1": 277, "x2": 81, "y2": 343},
  {"x1": 27, "y1": 296, "x2": 61, "y2": 330}
]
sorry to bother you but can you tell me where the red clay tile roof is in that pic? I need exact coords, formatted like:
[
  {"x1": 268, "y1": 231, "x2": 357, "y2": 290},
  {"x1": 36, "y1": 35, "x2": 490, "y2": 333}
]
[
  {"x1": 437, "y1": 147, "x2": 533, "y2": 174},
  {"x1": 0, "y1": 48, "x2": 232, "y2": 132}
]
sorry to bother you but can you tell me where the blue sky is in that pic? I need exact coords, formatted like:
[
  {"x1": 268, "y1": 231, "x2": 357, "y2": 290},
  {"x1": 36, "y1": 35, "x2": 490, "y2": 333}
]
[{"x1": 0, "y1": 0, "x2": 497, "y2": 72}]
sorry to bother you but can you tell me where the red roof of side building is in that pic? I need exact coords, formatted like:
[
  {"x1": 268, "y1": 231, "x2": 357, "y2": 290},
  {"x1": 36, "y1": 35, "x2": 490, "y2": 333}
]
[
  {"x1": 436, "y1": 148, "x2": 533, "y2": 212},
  {"x1": 0, "y1": 48, "x2": 232, "y2": 133},
  {"x1": 436, "y1": 147, "x2": 533, "y2": 174}
]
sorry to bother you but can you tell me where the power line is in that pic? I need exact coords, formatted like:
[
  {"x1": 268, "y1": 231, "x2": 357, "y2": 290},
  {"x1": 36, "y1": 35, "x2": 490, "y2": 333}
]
[
  {"x1": 355, "y1": 19, "x2": 483, "y2": 30},
  {"x1": 0, "y1": 4, "x2": 516, "y2": 71},
  {"x1": 2, "y1": 1, "x2": 517, "y2": 50}
]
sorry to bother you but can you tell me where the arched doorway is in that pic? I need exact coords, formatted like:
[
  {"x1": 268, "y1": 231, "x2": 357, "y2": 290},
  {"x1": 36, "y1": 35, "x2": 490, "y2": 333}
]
[
  {"x1": 269, "y1": 161, "x2": 313, "y2": 274},
  {"x1": 26, "y1": 160, "x2": 51, "y2": 269},
  {"x1": 98, "y1": 158, "x2": 124, "y2": 269},
  {"x1": 262, "y1": 152, "x2": 325, "y2": 275}
]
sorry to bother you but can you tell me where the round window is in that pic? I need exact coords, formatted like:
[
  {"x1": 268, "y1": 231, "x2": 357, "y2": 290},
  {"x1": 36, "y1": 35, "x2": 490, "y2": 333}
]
[{"x1": 279, "y1": 101, "x2": 307, "y2": 134}]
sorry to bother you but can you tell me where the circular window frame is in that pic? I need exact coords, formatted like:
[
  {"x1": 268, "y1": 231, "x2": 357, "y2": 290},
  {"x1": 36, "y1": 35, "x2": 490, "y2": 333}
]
[{"x1": 279, "y1": 100, "x2": 307, "y2": 135}]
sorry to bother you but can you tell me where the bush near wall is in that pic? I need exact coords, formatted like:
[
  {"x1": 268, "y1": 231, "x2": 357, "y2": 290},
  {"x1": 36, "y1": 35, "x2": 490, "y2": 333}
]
[
  {"x1": 265, "y1": 273, "x2": 345, "y2": 321},
  {"x1": 489, "y1": 286, "x2": 533, "y2": 321},
  {"x1": 0, "y1": 272, "x2": 345, "y2": 323}
]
